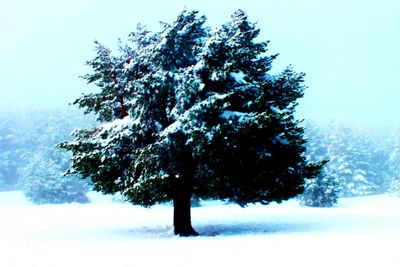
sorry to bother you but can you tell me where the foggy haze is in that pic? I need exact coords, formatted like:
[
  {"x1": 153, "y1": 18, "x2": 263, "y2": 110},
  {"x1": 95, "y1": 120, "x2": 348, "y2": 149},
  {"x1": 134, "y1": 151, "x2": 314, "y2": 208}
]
[{"x1": 0, "y1": 0, "x2": 399, "y2": 127}]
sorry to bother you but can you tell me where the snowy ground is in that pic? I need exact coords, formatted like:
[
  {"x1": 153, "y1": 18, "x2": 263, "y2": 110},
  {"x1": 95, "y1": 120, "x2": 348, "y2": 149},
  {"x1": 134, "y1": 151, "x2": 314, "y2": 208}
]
[{"x1": 1, "y1": 191, "x2": 399, "y2": 267}]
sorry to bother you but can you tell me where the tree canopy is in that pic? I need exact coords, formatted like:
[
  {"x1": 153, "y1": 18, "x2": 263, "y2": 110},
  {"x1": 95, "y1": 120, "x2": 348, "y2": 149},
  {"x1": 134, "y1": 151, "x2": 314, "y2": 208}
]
[{"x1": 61, "y1": 9, "x2": 324, "y2": 236}]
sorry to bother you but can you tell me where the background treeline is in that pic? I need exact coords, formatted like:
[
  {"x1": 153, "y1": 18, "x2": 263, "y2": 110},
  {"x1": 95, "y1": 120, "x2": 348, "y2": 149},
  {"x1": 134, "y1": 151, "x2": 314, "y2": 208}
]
[
  {"x1": 300, "y1": 120, "x2": 400, "y2": 207},
  {"x1": 0, "y1": 108, "x2": 399, "y2": 204},
  {"x1": 0, "y1": 108, "x2": 94, "y2": 203}
]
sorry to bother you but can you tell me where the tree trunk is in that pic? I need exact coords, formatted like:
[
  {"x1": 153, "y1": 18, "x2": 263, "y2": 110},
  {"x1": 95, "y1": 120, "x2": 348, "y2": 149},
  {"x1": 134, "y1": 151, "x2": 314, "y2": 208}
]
[{"x1": 173, "y1": 180, "x2": 199, "y2": 236}]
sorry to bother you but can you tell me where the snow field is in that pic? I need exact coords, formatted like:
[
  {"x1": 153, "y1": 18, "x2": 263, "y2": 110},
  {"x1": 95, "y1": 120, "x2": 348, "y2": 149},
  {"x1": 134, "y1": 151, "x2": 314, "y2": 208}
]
[{"x1": 1, "y1": 192, "x2": 400, "y2": 267}]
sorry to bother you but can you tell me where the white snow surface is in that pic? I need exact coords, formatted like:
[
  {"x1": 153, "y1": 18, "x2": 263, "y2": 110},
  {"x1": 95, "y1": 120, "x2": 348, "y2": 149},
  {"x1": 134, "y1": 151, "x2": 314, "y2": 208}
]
[
  {"x1": 220, "y1": 110, "x2": 249, "y2": 122},
  {"x1": 230, "y1": 71, "x2": 247, "y2": 84},
  {"x1": 1, "y1": 191, "x2": 400, "y2": 267}
]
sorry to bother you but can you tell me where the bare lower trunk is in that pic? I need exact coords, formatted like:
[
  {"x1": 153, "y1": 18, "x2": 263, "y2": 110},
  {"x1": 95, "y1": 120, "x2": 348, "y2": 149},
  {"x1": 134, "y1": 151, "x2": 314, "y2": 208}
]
[{"x1": 173, "y1": 178, "x2": 199, "y2": 236}]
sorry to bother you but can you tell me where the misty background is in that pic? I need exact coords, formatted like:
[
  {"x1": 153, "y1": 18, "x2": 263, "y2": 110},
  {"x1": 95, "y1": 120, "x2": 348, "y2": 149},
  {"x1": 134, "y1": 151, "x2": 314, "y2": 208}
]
[{"x1": 1, "y1": 0, "x2": 399, "y2": 127}]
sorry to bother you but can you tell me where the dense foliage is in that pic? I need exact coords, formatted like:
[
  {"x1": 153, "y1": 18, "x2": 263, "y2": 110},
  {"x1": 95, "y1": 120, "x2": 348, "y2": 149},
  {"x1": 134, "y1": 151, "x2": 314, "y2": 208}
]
[
  {"x1": 61, "y1": 9, "x2": 324, "y2": 236},
  {"x1": 299, "y1": 171, "x2": 339, "y2": 207}
]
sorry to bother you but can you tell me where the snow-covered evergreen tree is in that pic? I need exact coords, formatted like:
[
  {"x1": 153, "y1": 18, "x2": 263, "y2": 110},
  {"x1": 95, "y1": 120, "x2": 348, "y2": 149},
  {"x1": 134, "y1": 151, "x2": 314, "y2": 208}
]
[
  {"x1": 326, "y1": 123, "x2": 384, "y2": 196},
  {"x1": 0, "y1": 108, "x2": 94, "y2": 194},
  {"x1": 302, "y1": 121, "x2": 329, "y2": 162},
  {"x1": 302, "y1": 120, "x2": 389, "y2": 198},
  {"x1": 300, "y1": 121, "x2": 338, "y2": 207},
  {"x1": 61, "y1": 9, "x2": 324, "y2": 236},
  {"x1": 299, "y1": 171, "x2": 339, "y2": 207},
  {"x1": 18, "y1": 109, "x2": 91, "y2": 204},
  {"x1": 0, "y1": 172, "x2": 5, "y2": 190},
  {"x1": 21, "y1": 147, "x2": 89, "y2": 204},
  {"x1": 0, "y1": 115, "x2": 22, "y2": 191},
  {"x1": 354, "y1": 134, "x2": 387, "y2": 194},
  {"x1": 386, "y1": 126, "x2": 400, "y2": 195}
]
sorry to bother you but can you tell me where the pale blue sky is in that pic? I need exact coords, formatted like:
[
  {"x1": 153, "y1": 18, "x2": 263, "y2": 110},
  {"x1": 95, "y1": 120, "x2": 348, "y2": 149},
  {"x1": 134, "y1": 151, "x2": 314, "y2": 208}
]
[{"x1": 0, "y1": 0, "x2": 399, "y2": 127}]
